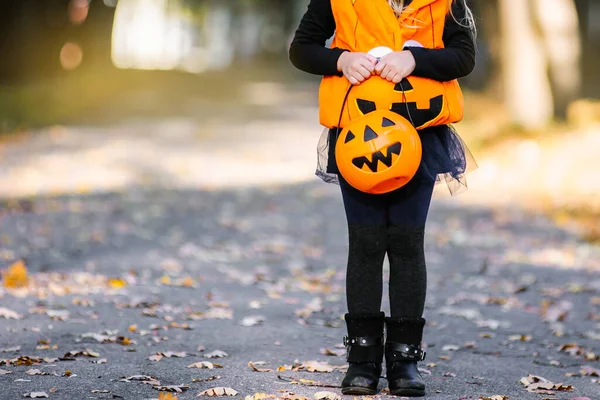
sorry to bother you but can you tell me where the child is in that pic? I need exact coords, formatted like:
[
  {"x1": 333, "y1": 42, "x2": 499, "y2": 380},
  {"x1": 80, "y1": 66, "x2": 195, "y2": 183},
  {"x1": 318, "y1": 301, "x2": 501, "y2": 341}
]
[{"x1": 289, "y1": 0, "x2": 476, "y2": 397}]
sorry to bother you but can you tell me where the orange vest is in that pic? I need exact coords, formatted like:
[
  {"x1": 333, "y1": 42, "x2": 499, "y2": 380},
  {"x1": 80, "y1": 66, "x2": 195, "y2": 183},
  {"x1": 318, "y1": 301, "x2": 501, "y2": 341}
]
[{"x1": 319, "y1": 0, "x2": 464, "y2": 129}]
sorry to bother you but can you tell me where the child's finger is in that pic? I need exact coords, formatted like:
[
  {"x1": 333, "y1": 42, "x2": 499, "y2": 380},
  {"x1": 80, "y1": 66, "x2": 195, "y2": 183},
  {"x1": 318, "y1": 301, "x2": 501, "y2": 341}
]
[{"x1": 355, "y1": 65, "x2": 372, "y2": 79}]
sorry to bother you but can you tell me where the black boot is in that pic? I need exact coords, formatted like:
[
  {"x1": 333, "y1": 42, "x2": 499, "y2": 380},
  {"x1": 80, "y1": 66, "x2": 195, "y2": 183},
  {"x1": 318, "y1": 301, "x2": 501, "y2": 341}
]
[
  {"x1": 384, "y1": 317, "x2": 427, "y2": 397},
  {"x1": 341, "y1": 312, "x2": 385, "y2": 395}
]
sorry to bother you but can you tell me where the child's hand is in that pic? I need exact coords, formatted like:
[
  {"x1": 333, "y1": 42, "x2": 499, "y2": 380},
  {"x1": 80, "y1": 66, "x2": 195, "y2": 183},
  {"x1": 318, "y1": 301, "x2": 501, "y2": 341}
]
[
  {"x1": 374, "y1": 50, "x2": 416, "y2": 83},
  {"x1": 337, "y1": 52, "x2": 378, "y2": 85}
]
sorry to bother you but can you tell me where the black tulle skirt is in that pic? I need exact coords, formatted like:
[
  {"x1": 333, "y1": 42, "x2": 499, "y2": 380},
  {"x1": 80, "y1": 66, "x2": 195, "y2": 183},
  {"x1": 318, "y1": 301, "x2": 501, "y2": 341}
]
[{"x1": 315, "y1": 124, "x2": 477, "y2": 195}]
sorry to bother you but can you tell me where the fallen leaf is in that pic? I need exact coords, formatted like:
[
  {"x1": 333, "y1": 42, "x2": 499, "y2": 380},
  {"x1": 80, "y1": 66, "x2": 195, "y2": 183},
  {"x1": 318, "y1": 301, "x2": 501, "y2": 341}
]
[
  {"x1": 443, "y1": 372, "x2": 457, "y2": 377},
  {"x1": 23, "y1": 393, "x2": 48, "y2": 399},
  {"x1": 2, "y1": 260, "x2": 29, "y2": 288},
  {"x1": 192, "y1": 376, "x2": 220, "y2": 383},
  {"x1": 319, "y1": 348, "x2": 345, "y2": 357},
  {"x1": 0, "y1": 307, "x2": 22, "y2": 320},
  {"x1": 0, "y1": 369, "x2": 12, "y2": 375},
  {"x1": 197, "y1": 387, "x2": 238, "y2": 397},
  {"x1": 0, "y1": 346, "x2": 21, "y2": 353},
  {"x1": 520, "y1": 374, "x2": 574, "y2": 393},
  {"x1": 205, "y1": 350, "x2": 228, "y2": 359},
  {"x1": 119, "y1": 375, "x2": 161, "y2": 386},
  {"x1": 508, "y1": 334, "x2": 532, "y2": 342},
  {"x1": 541, "y1": 300, "x2": 572, "y2": 323},
  {"x1": 151, "y1": 351, "x2": 187, "y2": 361},
  {"x1": 313, "y1": 391, "x2": 340, "y2": 400},
  {"x1": 46, "y1": 310, "x2": 69, "y2": 321},
  {"x1": 108, "y1": 278, "x2": 127, "y2": 289},
  {"x1": 63, "y1": 349, "x2": 99, "y2": 358},
  {"x1": 26, "y1": 369, "x2": 57, "y2": 376},
  {"x1": 580, "y1": 365, "x2": 600, "y2": 376},
  {"x1": 244, "y1": 393, "x2": 277, "y2": 400},
  {"x1": 248, "y1": 361, "x2": 273, "y2": 372},
  {"x1": 153, "y1": 385, "x2": 190, "y2": 393},
  {"x1": 442, "y1": 345, "x2": 460, "y2": 351},
  {"x1": 159, "y1": 393, "x2": 179, "y2": 400},
  {"x1": 91, "y1": 390, "x2": 110, "y2": 393},
  {"x1": 188, "y1": 361, "x2": 223, "y2": 369},
  {"x1": 479, "y1": 396, "x2": 508, "y2": 400},
  {"x1": 240, "y1": 316, "x2": 265, "y2": 327}
]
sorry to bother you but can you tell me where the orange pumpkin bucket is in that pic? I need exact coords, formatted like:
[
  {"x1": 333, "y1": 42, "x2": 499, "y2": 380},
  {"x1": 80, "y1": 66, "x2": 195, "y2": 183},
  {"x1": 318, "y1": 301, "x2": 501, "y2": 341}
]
[{"x1": 335, "y1": 109, "x2": 422, "y2": 194}]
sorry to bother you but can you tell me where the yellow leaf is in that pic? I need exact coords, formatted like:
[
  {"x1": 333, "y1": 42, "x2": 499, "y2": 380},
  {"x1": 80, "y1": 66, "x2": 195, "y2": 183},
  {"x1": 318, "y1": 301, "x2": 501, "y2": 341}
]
[
  {"x1": 159, "y1": 393, "x2": 178, "y2": 400},
  {"x1": 128, "y1": 325, "x2": 137, "y2": 332},
  {"x1": 159, "y1": 275, "x2": 172, "y2": 285},
  {"x1": 108, "y1": 278, "x2": 127, "y2": 289},
  {"x1": 2, "y1": 260, "x2": 29, "y2": 288},
  {"x1": 197, "y1": 387, "x2": 238, "y2": 397},
  {"x1": 180, "y1": 276, "x2": 195, "y2": 287}
]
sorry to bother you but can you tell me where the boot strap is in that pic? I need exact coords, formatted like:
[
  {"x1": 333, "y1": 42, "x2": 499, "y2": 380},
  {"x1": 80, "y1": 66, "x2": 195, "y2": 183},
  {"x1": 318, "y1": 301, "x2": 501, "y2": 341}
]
[
  {"x1": 343, "y1": 336, "x2": 384, "y2": 363},
  {"x1": 385, "y1": 342, "x2": 426, "y2": 361}
]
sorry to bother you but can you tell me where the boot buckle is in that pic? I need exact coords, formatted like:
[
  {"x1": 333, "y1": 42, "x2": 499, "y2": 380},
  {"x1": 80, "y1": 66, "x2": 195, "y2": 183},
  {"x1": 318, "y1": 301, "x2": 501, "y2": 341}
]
[
  {"x1": 386, "y1": 342, "x2": 426, "y2": 361},
  {"x1": 343, "y1": 336, "x2": 383, "y2": 347}
]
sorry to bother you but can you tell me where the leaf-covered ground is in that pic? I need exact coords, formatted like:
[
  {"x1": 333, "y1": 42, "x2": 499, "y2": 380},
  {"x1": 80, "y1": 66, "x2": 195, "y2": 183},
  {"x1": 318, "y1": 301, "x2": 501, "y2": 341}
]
[{"x1": 0, "y1": 183, "x2": 598, "y2": 400}]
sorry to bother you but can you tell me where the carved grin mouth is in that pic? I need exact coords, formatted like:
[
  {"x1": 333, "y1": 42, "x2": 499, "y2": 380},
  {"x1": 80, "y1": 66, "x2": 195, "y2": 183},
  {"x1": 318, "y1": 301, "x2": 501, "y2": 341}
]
[{"x1": 352, "y1": 142, "x2": 402, "y2": 173}]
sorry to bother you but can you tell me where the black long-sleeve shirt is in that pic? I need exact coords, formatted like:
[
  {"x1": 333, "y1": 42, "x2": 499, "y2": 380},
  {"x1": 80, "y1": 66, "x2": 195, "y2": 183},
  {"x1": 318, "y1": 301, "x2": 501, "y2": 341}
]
[{"x1": 289, "y1": 0, "x2": 475, "y2": 82}]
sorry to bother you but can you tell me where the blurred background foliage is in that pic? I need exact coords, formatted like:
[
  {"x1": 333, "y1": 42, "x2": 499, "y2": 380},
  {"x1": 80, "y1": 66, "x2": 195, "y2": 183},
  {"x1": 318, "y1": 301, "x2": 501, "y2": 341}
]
[{"x1": 0, "y1": 0, "x2": 598, "y2": 132}]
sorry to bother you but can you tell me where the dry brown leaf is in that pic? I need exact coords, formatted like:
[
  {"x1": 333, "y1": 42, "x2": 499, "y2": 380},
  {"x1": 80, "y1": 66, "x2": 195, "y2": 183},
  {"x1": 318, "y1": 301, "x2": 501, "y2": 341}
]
[
  {"x1": 240, "y1": 316, "x2": 265, "y2": 327},
  {"x1": 192, "y1": 376, "x2": 221, "y2": 383},
  {"x1": 205, "y1": 350, "x2": 228, "y2": 359},
  {"x1": 581, "y1": 365, "x2": 600, "y2": 376},
  {"x1": 0, "y1": 307, "x2": 22, "y2": 320},
  {"x1": 119, "y1": 375, "x2": 161, "y2": 385},
  {"x1": 188, "y1": 361, "x2": 223, "y2": 369},
  {"x1": 0, "y1": 345, "x2": 21, "y2": 353},
  {"x1": 508, "y1": 334, "x2": 532, "y2": 342},
  {"x1": 63, "y1": 349, "x2": 99, "y2": 358},
  {"x1": 244, "y1": 393, "x2": 278, "y2": 400},
  {"x1": 442, "y1": 345, "x2": 460, "y2": 351},
  {"x1": 248, "y1": 361, "x2": 273, "y2": 372},
  {"x1": 26, "y1": 369, "x2": 56, "y2": 376},
  {"x1": 23, "y1": 393, "x2": 48, "y2": 399},
  {"x1": 149, "y1": 354, "x2": 163, "y2": 361},
  {"x1": 520, "y1": 374, "x2": 574, "y2": 393},
  {"x1": 153, "y1": 385, "x2": 190, "y2": 393},
  {"x1": 319, "y1": 348, "x2": 345, "y2": 357},
  {"x1": 197, "y1": 387, "x2": 238, "y2": 397},
  {"x1": 2, "y1": 260, "x2": 29, "y2": 288},
  {"x1": 479, "y1": 396, "x2": 508, "y2": 400},
  {"x1": 313, "y1": 391, "x2": 340, "y2": 400}
]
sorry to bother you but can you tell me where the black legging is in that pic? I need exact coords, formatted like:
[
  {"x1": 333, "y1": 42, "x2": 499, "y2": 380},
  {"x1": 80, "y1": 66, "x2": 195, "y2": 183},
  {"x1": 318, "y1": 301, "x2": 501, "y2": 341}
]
[{"x1": 340, "y1": 176, "x2": 435, "y2": 318}]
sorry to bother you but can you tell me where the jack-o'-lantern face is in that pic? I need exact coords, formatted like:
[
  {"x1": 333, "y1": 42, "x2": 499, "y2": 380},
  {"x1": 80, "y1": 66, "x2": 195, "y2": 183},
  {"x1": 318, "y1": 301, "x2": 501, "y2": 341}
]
[
  {"x1": 347, "y1": 76, "x2": 445, "y2": 130},
  {"x1": 335, "y1": 109, "x2": 422, "y2": 194}
]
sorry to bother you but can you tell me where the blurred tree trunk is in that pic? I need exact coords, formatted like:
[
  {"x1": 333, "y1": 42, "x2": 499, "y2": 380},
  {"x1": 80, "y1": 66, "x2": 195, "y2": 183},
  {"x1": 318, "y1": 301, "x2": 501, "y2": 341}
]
[{"x1": 498, "y1": 0, "x2": 581, "y2": 128}]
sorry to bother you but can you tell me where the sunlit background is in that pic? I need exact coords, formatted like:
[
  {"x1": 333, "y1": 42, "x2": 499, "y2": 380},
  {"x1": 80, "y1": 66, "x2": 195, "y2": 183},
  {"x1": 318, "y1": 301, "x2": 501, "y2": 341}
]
[{"x1": 0, "y1": 0, "x2": 599, "y2": 239}]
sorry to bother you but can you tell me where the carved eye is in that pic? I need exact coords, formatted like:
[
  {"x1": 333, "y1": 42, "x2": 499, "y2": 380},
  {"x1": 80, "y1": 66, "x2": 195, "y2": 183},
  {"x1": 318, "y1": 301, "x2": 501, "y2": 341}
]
[
  {"x1": 363, "y1": 125, "x2": 378, "y2": 141},
  {"x1": 344, "y1": 130, "x2": 356, "y2": 143},
  {"x1": 356, "y1": 99, "x2": 376, "y2": 115}
]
